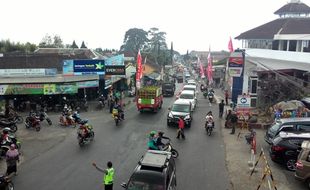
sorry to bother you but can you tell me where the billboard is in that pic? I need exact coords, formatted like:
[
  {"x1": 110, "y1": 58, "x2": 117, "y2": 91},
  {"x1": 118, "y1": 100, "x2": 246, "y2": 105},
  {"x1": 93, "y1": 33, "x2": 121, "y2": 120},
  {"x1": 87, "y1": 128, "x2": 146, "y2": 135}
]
[
  {"x1": 105, "y1": 65, "x2": 125, "y2": 75},
  {"x1": 0, "y1": 68, "x2": 57, "y2": 77},
  {"x1": 63, "y1": 60, "x2": 74, "y2": 76},
  {"x1": 105, "y1": 54, "x2": 124, "y2": 66},
  {"x1": 73, "y1": 60, "x2": 105, "y2": 75},
  {"x1": 228, "y1": 56, "x2": 244, "y2": 77}
]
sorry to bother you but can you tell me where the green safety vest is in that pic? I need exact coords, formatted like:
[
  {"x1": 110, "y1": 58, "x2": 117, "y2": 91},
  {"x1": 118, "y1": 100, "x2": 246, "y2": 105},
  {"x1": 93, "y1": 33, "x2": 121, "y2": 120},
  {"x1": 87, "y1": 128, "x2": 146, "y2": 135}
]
[{"x1": 103, "y1": 168, "x2": 114, "y2": 185}]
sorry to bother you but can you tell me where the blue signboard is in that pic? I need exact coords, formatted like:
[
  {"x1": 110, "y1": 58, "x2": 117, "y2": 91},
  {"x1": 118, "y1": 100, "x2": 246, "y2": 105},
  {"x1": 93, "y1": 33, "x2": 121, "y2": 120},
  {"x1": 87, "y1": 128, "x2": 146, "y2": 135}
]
[
  {"x1": 73, "y1": 60, "x2": 105, "y2": 75},
  {"x1": 105, "y1": 54, "x2": 124, "y2": 66},
  {"x1": 63, "y1": 60, "x2": 74, "y2": 75}
]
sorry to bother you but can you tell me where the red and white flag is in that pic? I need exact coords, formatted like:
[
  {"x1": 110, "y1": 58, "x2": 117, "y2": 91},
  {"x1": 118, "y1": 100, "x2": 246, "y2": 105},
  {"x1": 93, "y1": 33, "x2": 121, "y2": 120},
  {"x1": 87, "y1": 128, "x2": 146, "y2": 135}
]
[
  {"x1": 207, "y1": 49, "x2": 213, "y2": 85},
  {"x1": 198, "y1": 56, "x2": 205, "y2": 78},
  {"x1": 136, "y1": 50, "x2": 142, "y2": 89},
  {"x1": 228, "y1": 37, "x2": 234, "y2": 53}
]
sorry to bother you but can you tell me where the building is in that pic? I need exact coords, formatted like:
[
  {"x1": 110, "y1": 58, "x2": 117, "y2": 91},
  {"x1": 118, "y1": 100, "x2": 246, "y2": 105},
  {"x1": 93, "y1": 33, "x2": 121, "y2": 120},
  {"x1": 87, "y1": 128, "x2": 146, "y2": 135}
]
[{"x1": 233, "y1": 0, "x2": 310, "y2": 108}]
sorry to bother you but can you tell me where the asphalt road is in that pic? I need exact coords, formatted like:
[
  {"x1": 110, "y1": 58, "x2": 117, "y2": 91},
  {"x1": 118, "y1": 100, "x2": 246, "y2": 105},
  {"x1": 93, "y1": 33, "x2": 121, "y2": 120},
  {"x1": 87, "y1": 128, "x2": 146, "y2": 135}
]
[{"x1": 13, "y1": 83, "x2": 231, "y2": 190}]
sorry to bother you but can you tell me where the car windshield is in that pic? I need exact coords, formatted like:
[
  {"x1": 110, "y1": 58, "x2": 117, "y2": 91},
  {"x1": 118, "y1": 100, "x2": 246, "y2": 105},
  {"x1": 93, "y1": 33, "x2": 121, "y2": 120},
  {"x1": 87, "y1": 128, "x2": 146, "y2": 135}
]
[
  {"x1": 269, "y1": 123, "x2": 281, "y2": 133},
  {"x1": 179, "y1": 94, "x2": 194, "y2": 99},
  {"x1": 128, "y1": 173, "x2": 164, "y2": 190},
  {"x1": 172, "y1": 104, "x2": 190, "y2": 113}
]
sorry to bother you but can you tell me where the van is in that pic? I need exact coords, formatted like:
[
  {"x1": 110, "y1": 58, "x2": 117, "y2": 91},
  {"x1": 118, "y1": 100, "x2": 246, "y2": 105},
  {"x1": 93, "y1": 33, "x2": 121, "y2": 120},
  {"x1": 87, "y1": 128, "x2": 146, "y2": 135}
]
[
  {"x1": 265, "y1": 118, "x2": 310, "y2": 144},
  {"x1": 295, "y1": 140, "x2": 310, "y2": 188}
]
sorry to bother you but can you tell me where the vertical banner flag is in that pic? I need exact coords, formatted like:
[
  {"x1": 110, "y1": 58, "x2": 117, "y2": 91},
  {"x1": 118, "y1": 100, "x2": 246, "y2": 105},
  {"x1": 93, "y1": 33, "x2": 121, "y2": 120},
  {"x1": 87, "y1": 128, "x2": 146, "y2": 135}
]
[
  {"x1": 207, "y1": 49, "x2": 213, "y2": 85},
  {"x1": 228, "y1": 37, "x2": 234, "y2": 53},
  {"x1": 136, "y1": 50, "x2": 142, "y2": 89},
  {"x1": 198, "y1": 56, "x2": 205, "y2": 78}
]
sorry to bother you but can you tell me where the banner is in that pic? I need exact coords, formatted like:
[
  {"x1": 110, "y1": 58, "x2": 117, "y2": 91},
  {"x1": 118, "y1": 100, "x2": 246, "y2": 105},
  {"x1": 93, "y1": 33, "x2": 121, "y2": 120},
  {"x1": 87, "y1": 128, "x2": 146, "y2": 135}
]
[
  {"x1": 105, "y1": 54, "x2": 124, "y2": 66},
  {"x1": 63, "y1": 60, "x2": 74, "y2": 76},
  {"x1": 105, "y1": 65, "x2": 126, "y2": 75},
  {"x1": 73, "y1": 60, "x2": 105, "y2": 75},
  {"x1": 0, "y1": 68, "x2": 57, "y2": 77},
  {"x1": 77, "y1": 81, "x2": 99, "y2": 88},
  {"x1": 228, "y1": 56, "x2": 244, "y2": 77},
  {"x1": 136, "y1": 50, "x2": 142, "y2": 89}
]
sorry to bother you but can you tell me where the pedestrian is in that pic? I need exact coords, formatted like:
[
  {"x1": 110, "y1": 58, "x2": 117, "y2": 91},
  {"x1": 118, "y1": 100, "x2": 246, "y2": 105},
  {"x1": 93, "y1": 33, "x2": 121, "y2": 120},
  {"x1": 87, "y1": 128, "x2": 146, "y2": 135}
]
[
  {"x1": 219, "y1": 100, "x2": 225, "y2": 118},
  {"x1": 109, "y1": 98, "x2": 115, "y2": 114},
  {"x1": 93, "y1": 161, "x2": 115, "y2": 190},
  {"x1": 176, "y1": 117, "x2": 185, "y2": 139},
  {"x1": 225, "y1": 90, "x2": 229, "y2": 106},
  {"x1": 225, "y1": 109, "x2": 232, "y2": 128},
  {"x1": 230, "y1": 111, "x2": 238, "y2": 134},
  {"x1": 6, "y1": 144, "x2": 20, "y2": 176}
]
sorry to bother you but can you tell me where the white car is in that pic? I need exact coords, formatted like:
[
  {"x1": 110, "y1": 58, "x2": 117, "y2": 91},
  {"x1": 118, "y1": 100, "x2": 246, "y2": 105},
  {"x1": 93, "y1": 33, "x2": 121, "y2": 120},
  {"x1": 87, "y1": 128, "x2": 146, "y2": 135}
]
[
  {"x1": 186, "y1": 79, "x2": 197, "y2": 87},
  {"x1": 183, "y1": 84, "x2": 197, "y2": 95},
  {"x1": 178, "y1": 90, "x2": 197, "y2": 111}
]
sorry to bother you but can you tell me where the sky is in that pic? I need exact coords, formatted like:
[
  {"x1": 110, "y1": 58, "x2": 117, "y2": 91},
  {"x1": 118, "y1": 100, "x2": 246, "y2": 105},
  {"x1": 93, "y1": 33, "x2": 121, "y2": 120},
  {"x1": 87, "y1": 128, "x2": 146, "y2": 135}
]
[{"x1": 1, "y1": 0, "x2": 309, "y2": 54}]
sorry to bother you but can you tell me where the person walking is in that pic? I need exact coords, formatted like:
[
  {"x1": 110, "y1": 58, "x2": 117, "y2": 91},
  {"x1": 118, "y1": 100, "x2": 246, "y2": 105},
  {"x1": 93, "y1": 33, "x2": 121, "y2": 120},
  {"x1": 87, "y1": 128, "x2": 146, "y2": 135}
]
[
  {"x1": 6, "y1": 144, "x2": 20, "y2": 176},
  {"x1": 93, "y1": 161, "x2": 115, "y2": 190},
  {"x1": 219, "y1": 100, "x2": 225, "y2": 118},
  {"x1": 225, "y1": 90, "x2": 229, "y2": 106},
  {"x1": 230, "y1": 111, "x2": 238, "y2": 134},
  {"x1": 176, "y1": 117, "x2": 185, "y2": 139}
]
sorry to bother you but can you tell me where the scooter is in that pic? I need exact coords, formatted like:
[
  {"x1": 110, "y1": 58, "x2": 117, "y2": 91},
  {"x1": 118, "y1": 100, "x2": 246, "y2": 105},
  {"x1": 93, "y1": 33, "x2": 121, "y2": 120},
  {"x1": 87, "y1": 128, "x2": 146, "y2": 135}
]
[
  {"x1": 0, "y1": 120, "x2": 18, "y2": 132},
  {"x1": 25, "y1": 115, "x2": 41, "y2": 131},
  {"x1": 112, "y1": 108, "x2": 123, "y2": 126},
  {"x1": 161, "y1": 139, "x2": 179, "y2": 158},
  {"x1": 37, "y1": 110, "x2": 52, "y2": 125},
  {"x1": 205, "y1": 121, "x2": 214, "y2": 136},
  {"x1": 0, "y1": 175, "x2": 14, "y2": 190},
  {"x1": 77, "y1": 121, "x2": 94, "y2": 147}
]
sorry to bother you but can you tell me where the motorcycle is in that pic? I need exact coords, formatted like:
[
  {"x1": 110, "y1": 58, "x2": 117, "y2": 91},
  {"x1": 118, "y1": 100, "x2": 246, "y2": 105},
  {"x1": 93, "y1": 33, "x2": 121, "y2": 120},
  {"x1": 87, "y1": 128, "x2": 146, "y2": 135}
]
[
  {"x1": 96, "y1": 100, "x2": 105, "y2": 110},
  {"x1": 161, "y1": 138, "x2": 179, "y2": 158},
  {"x1": 205, "y1": 120, "x2": 214, "y2": 136},
  {"x1": 112, "y1": 108, "x2": 122, "y2": 126},
  {"x1": 37, "y1": 110, "x2": 52, "y2": 126},
  {"x1": 25, "y1": 115, "x2": 41, "y2": 131},
  {"x1": 77, "y1": 121, "x2": 94, "y2": 146},
  {"x1": 0, "y1": 175, "x2": 14, "y2": 190},
  {"x1": 203, "y1": 91, "x2": 208, "y2": 99},
  {"x1": 208, "y1": 93, "x2": 214, "y2": 103},
  {"x1": 0, "y1": 120, "x2": 18, "y2": 133},
  {"x1": 0, "y1": 128, "x2": 21, "y2": 157}
]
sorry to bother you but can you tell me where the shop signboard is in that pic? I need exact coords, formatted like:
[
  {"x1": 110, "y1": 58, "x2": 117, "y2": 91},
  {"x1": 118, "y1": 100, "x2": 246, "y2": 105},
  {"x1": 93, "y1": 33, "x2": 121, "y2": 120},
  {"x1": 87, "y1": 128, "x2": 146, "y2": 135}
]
[
  {"x1": 0, "y1": 68, "x2": 57, "y2": 77},
  {"x1": 228, "y1": 55, "x2": 244, "y2": 77},
  {"x1": 236, "y1": 95, "x2": 252, "y2": 120},
  {"x1": 77, "y1": 81, "x2": 99, "y2": 88},
  {"x1": 105, "y1": 54, "x2": 124, "y2": 66},
  {"x1": 0, "y1": 84, "x2": 43, "y2": 95},
  {"x1": 105, "y1": 65, "x2": 126, "y2": 75},
  {"x1": 63, "y1": 60, "x2": 74, "y2": 76},
  {"x1": 43, "y1": 83, "x2": 78, "y2": 95},
  {"x1": 73, "y1": 60, "x2": 105, "y2": 75}
]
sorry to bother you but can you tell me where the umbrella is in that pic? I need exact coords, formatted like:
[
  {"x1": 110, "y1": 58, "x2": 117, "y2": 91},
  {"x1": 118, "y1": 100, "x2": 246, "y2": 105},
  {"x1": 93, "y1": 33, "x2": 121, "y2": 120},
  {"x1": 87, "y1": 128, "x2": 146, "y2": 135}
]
[{"x1": 274, "y1": 100, "x2": 304, "y2": 111}]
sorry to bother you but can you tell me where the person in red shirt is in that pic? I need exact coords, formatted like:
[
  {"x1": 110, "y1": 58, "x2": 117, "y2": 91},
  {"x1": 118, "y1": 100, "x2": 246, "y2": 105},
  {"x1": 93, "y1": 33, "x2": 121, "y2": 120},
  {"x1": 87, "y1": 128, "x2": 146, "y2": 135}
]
[{"x1": 177, "y1": 117, "x2": 185, "y2": 139}]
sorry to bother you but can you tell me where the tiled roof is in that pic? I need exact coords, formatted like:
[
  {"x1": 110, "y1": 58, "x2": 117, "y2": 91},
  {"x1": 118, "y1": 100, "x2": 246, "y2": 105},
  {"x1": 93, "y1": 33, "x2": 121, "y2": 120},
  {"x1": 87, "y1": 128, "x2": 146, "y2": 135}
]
[
  {"x1": 274, "y1": 2, "x2": 310, "y2": 15},
  {"x1": 34, "y1": 48, "x2": 96, "y2": 59},
  {"x1": 235, "y1": 18, "x2": 310, "y2": 40}
]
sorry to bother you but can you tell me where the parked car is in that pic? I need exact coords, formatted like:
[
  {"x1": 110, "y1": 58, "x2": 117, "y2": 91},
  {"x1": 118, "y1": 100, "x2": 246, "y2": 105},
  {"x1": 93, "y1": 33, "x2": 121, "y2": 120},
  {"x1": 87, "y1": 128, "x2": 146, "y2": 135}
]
[
  {"x1": 265, "y1": 118, "x2": 310, "y2": 144},
  {"x1": 167, "y1": 99, "x2": 192, "y2": 127},
  {"x1": 270, "y1": 132, "x2": 310, "y2": 171},
  {"x1": 295, "y1": 140, "x2": 310, "y2": 189},
  {"x1": 177, "y1": 90, "x2": 197, "y2": 111},
  {"x1": 121, "y1": 150, "x2": 177, "y2": 190}
]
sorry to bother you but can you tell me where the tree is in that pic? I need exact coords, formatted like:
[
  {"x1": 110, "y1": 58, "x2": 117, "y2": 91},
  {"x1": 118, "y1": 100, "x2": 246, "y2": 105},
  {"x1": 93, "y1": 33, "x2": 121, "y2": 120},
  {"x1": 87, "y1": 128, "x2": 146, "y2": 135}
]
[
  {"x1": 80, "y1": 41, "x2": 87, "y2": 49},
  {"x1": 148, "y1": 27, "x2": 167, "y2": 52},
  {"x1": 120, "y1": 28, "x2": 149, "y2": 56},
  {"x1": 39, "y1": 34, "x2": 64, "y2": 48},
  {"x1": 71, "y1": 40, "x2": 78, "y2": 49},
  {"x1": 0, "y1": 39, "x2": 37, "y2": 53}
]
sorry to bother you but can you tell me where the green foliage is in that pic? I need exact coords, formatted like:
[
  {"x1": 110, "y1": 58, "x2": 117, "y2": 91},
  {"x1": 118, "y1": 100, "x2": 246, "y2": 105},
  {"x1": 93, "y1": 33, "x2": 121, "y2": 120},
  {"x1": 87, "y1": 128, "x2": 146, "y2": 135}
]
[
  {"x1": 71, "y1": 40, "x2": 78, "y2": 48},
  {"x1": 39, "y1": 34, "x2": 64, "y2": 48},
  {"x1": 80, "y1": 41, "x2": 87, "y2": 49},
  {"x1": 0, "y1": 39, "x2": 37, "y2": 53},
  {"x1": 120, "y1": 28, "x2": 149, "y2": 56}
]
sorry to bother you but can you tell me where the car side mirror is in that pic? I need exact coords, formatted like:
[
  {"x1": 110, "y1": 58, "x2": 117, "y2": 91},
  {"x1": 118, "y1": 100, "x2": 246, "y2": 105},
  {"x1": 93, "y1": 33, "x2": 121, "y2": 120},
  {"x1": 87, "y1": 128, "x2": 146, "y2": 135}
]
[
  {"x1": 121, "y1": 183, "x2": 127, "y2": 188},
  {"x1": 168, "y1": 107, "x2": 171, "y2": 111}
]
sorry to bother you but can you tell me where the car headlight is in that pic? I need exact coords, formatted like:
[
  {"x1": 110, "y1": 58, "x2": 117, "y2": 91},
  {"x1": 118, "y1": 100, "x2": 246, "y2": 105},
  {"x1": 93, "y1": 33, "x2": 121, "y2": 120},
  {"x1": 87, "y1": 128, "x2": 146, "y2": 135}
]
[
  {"x1": 168, "y1": 112, "x2": 173, "y2": 118},
  {"x1": 184, "y1": 115, "x2": 190, "y2": 120}
]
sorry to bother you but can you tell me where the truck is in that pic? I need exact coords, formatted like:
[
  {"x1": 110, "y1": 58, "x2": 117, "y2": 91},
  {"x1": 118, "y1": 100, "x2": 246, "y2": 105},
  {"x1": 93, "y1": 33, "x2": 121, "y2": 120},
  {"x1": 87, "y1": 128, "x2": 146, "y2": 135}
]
[
  {"x1": 162, "y1": 81, "x2": 175, "y2": 97},
  {"x1": 136, "y1": 86, "x2": 163, "y2": 113}
]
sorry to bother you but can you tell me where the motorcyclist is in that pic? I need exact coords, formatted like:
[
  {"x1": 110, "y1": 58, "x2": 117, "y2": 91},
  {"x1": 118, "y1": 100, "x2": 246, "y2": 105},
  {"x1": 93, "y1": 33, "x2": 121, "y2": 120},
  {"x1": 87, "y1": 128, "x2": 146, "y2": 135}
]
[
  {"x1": 206, "y1": 111, "x2": 215, "y2": 127},
  {"x1": 147, "y1": 131, "x2": 159, "y2": 150},
  {"x1": 208, "y1": 90, "x2": 214, "y2": 102},
  {"x1": 0, "y1": 128, "x2": 11, "y2": 145},
  {"x1": 113, "y1": 102, "x2": 124, "y2": 120},
  {"x1": 156, "y1": 131, "x2": 170, "y2": 150},
  {"x1": 78, "y1": 120, "x2": 92, "y2": 139}
]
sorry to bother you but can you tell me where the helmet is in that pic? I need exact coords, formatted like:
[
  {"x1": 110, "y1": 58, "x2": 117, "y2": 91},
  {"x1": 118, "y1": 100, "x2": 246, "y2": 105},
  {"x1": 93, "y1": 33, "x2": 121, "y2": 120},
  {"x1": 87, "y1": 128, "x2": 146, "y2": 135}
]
[
  {"x1": 149, "y1": 131, "x2": 157, "y2": 137},
  {"x1": 2, "y1": 127, "x2": 11, "y2": 134},
  {"x1": 158, "y1": 131, "x2": 164, "y2": 136}
]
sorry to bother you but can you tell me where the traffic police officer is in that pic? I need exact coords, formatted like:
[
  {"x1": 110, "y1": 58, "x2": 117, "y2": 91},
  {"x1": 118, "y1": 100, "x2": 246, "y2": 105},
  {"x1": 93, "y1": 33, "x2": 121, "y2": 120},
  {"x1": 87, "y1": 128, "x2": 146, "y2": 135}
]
[{"x1": 93, "y1": 161, "x2": 115, "y2": 190}]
